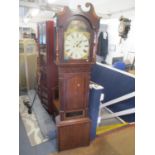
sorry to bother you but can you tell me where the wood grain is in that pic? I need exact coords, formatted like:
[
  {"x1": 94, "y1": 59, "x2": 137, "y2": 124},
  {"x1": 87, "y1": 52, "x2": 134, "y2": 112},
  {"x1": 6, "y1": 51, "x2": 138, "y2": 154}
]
[{"x1": 57, "y1": 118, "x2": 91, "y2": 151}]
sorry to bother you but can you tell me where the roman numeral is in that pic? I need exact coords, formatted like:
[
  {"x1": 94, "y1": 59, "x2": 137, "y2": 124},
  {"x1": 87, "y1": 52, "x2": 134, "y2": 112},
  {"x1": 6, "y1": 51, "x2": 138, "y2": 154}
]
[
  {"x1": 65, "y1": 44, "x2": 69, "y2": 47},
  {"x1": 66, "y1": 49, "x2": 70, "y2": 52}
]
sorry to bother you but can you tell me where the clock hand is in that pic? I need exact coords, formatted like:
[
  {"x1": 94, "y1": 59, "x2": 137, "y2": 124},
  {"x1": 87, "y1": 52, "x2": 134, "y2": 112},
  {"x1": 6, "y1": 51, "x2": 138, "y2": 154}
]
[{"x1": 76, "y1": 40, "x2": 82, "y2": 47}]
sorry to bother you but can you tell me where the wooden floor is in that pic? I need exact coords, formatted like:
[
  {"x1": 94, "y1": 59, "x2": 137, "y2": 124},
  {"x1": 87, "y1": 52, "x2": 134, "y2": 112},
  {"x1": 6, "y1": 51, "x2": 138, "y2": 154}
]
[{"x1": 51, "y1": 124, "x2": 135, "y2": 155}]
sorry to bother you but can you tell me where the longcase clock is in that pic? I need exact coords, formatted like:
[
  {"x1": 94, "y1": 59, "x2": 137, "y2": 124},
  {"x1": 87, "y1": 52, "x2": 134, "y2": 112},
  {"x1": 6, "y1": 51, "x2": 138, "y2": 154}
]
[{"x1": 55, "y1": 3, "x2": 100, "y2": 151}]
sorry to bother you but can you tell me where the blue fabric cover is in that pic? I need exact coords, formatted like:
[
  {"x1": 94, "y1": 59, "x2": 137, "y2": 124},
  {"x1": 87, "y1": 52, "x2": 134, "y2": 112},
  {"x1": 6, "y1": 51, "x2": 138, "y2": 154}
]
[
  {"x1": 113, "y1": 60, "x2": 126, "y2": 71},
  {"x1": 90, "y1": 64, "x2": 135, "y2": 123},
  {"x1": 88, "y1": 85, "x2": 103, "y2": 140}
]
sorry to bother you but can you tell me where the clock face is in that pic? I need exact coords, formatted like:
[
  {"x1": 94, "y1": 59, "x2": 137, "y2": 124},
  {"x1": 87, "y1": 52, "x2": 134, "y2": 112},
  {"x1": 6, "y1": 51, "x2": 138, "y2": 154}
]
[
  {"x1": 64, "y1": 20, "x2": 90, "y2": 60},
  {"x1": 64, "y1": 32, "x2": 89, "y2": 60}
]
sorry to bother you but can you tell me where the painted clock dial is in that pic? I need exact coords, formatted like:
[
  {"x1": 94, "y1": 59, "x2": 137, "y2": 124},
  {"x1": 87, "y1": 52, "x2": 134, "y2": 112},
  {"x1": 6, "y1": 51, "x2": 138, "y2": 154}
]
[{"x1": 64, "y1": 20, "x2": 90, "y2": 60}]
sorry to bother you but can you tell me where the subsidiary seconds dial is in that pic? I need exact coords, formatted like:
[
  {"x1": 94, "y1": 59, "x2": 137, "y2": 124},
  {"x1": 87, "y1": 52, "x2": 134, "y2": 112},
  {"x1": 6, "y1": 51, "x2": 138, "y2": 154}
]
[{"x1": 64, "y1": 32, "x2": 90, "y2": 60}]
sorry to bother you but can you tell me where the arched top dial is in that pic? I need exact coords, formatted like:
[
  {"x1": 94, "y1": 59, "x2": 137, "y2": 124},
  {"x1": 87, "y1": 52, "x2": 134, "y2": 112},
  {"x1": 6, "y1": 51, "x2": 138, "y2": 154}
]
[{"x1": 64, "y1": 20, "x2": 90, "y2": 60}]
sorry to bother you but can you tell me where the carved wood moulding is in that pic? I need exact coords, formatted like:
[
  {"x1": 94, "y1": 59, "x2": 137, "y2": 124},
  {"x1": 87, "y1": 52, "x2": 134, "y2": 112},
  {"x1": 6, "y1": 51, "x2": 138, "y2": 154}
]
[{"x1": 56, "y1": 3, "x2": 101, "y2": 30}]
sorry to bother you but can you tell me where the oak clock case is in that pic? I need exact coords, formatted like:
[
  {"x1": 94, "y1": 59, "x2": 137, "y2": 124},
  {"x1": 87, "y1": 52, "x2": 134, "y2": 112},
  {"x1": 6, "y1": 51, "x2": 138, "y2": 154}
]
[{"x1": 55, "y1": 3, "x2": 100, "y2": 151}]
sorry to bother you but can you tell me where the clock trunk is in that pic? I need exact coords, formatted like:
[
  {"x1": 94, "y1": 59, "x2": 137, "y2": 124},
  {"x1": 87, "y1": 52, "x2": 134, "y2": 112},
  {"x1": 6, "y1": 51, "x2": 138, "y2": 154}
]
[{"x1": 58, "y1": 65, "x2": 91, "y2": 120}]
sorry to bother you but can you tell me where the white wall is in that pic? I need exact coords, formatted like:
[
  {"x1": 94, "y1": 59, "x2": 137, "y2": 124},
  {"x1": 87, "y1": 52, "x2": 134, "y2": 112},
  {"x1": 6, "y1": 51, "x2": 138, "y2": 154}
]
[{"x1": 100, "y1": 11, "x2": 135, "y2": 65}]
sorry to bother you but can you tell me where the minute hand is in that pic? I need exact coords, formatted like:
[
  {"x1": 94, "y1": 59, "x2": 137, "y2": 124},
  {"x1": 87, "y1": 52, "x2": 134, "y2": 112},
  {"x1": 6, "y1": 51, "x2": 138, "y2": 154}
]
[{"x1": 76, "y1": 40, "x2": 82, "y2": 47}]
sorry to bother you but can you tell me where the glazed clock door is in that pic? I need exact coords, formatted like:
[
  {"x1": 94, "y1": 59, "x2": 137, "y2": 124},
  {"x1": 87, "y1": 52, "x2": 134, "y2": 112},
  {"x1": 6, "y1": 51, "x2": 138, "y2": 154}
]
[{"x1": 64, "y1": 20, "x2": 91, "y2": 61}]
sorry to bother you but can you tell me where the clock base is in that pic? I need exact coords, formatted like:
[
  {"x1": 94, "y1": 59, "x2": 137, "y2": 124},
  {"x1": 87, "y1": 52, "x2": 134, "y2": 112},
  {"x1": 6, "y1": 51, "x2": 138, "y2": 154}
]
[{"x1": 57, "y1": 117, "x2": 91, "y2": 151}]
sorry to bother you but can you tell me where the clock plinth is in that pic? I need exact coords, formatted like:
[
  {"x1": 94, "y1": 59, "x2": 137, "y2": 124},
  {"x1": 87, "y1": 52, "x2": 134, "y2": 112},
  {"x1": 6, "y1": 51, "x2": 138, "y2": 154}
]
[
  {"x1": 57, "y1": 118, "x2": 91, "y2": 151},
  {"x1": 55, "y1": 3, "x2": 100, "y2": 151}
]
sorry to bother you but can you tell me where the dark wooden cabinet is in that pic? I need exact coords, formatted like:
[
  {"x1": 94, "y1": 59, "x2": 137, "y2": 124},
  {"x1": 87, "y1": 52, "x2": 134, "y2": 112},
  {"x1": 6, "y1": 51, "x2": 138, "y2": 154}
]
[{"x1": 37, "y1": 21, "x2": 58, "y2": 114}]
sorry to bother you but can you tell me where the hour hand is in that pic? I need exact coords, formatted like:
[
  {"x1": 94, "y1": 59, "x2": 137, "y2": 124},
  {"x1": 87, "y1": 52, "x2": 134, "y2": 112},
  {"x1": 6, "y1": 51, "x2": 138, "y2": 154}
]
[{"x1": 76, "y1": 40, "x2": 82, "y2": 47}]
